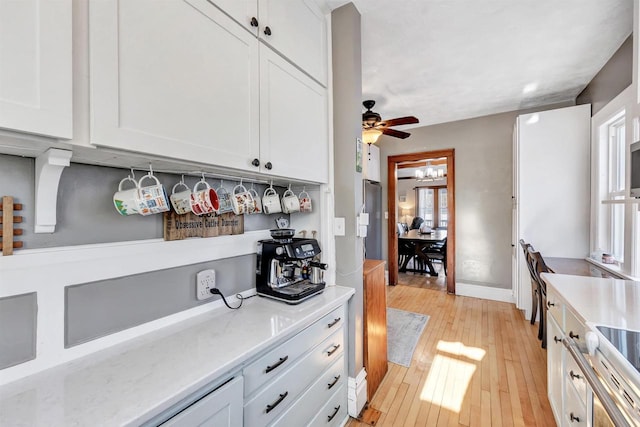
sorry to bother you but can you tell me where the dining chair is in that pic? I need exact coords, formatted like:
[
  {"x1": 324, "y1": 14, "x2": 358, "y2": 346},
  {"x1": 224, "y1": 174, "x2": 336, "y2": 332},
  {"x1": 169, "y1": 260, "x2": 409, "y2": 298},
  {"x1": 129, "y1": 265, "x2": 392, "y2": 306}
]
[
  {"x1": 519, "y1": 239, "x2": 539, "y2": 326},
  {"x1": 528, "y1": 247, "x2": 551, "y2": 348},
  {"x1": 410, "y1": 217, "x2": 424, "y2": 230},
  {"x1": 422, "y1": 237, "x2": 447, "y2": 276}
]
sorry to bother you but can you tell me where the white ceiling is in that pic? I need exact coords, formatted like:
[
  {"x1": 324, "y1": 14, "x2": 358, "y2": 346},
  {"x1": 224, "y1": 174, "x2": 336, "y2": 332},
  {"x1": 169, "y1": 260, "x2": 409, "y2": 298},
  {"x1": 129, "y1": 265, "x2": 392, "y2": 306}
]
[{"x1": 327, "y1": 0, "x2": 633, "y2": 128}]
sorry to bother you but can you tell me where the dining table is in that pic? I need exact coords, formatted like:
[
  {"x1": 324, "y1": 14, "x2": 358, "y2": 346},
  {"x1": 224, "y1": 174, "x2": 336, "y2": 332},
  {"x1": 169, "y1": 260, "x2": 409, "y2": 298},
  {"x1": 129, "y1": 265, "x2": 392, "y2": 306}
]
[{"x1": 398, "y1": 229, "x2": 447, "y2": 276}]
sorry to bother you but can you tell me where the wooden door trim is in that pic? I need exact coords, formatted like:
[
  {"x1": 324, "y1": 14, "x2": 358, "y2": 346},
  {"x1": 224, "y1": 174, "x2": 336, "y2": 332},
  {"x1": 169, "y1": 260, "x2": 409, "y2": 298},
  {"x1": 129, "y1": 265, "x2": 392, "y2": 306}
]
[{"x1": 387, "y1": 149, "x2": 456, "y2": 293}]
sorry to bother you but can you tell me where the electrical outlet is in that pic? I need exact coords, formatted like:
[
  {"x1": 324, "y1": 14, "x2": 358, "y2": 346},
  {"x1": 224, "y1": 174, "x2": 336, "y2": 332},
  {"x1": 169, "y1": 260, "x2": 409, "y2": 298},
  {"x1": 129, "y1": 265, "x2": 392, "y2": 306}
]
[{"x1": 196, "y1": 269, "x2": 216, "y2": 300}]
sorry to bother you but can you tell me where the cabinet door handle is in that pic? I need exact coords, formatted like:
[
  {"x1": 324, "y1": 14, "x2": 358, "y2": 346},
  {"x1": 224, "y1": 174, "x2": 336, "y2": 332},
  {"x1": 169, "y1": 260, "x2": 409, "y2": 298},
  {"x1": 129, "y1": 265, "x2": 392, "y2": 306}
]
[
  {"x1": 569, "y1": 370, "x2": 582, "y2": 380},
  {"x1": 553, "y1": 336, "x2": 562, "y2": 343},
  {"x1": 264, "y1": 162, "x2": 273, "y2": 170},
  {"x1": 252, "y1": 158, "x2": 260, "y2": 167},
  {"x1": 250, "y1": 17, "x2": 259, "y2": 27},
  {"x1": 569, "y1": 331, "x2": 580, "y2": 340},
  {"x1": 569, "y1": 412, "x2": 580, "y2": 422},
  {"x1": 328, "y1": 375, "x2": 341, "y2": 390},
  {"x1": 264, "y1": 26, "x2": 272, "y2": 36},
  {"x1": 547, "y1": 301, "x2": 555, "y2": 308},
  {"x1": 328, "y1": 317, "x2": 341, "y2": 328},
  {"x1": 327, "y1": 405, "x2": 340, "y2": 422},
  {"x1": 327, "y1": 344, "x2": 340, "y2": 357},
  {"x1": 265, "y1": 356, "x2": 288, "y2": 374},
  {"x1": 265, "y1": 391, "x2": 288, "y2": 414}
]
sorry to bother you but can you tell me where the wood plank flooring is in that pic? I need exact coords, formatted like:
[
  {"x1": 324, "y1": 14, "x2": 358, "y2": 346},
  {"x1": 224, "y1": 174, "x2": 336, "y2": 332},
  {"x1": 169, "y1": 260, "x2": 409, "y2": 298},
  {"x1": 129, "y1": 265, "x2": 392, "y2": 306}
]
[{"x1": 348, "y1": 272, "x2": 555, "y2": 427}]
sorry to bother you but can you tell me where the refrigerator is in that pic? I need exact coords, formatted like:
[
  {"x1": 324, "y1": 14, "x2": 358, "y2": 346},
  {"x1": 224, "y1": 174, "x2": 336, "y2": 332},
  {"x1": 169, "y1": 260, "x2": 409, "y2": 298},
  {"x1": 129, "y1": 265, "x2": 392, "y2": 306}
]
[{"x1": 364, "y1": 180, "x2": 383, "y2": 260}]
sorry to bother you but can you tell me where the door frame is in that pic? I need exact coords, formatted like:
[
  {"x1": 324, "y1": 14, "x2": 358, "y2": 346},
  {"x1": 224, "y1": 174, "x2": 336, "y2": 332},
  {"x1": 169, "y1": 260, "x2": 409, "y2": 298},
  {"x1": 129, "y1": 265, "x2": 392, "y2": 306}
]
[{"x1": 387, "y1": 149, "x2": 456, "y2": 293}]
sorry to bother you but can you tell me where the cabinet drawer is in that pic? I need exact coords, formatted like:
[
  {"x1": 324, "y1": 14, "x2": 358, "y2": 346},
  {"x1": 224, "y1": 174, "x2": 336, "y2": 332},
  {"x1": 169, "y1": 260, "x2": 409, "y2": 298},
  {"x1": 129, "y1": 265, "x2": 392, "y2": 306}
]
[
  {"x1": 565, "y1": 353, "x2": 587, "y2": 405},
  {"x1": 244, "y1": 328, "x2": 344, "y2": 427},
  {"x1": 564, "y1": 308, "x2": 586, "y2": 348},
  {"x1": 271, "y1": 354, "x2": 345, "y2": 427},
  {"x1": 244, "y1": 306, "x2": 344, "y2": 397},
  {"x1": 308, "y1": 385, "x2": 347, "y2": 427},
  {"x1": 546, "y1": 289, "x2": 562, "y2": 325},
  {"x1": 564, "y1": 379, "x2": 587, "y2": 426}
]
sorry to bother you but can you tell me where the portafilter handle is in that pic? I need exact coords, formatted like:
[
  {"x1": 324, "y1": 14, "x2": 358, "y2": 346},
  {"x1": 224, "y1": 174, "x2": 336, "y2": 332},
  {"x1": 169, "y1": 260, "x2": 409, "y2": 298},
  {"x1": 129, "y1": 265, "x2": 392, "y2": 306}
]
[{"x1": 309, "y1": 261, "x2": 327, "y2": 270}]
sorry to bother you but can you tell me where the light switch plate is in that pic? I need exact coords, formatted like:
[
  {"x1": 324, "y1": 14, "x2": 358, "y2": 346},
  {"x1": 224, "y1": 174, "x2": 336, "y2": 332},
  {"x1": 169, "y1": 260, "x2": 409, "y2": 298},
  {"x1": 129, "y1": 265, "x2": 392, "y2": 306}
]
[{"x1": 334, "y1": 217, "x2": 346, "y2": 236}]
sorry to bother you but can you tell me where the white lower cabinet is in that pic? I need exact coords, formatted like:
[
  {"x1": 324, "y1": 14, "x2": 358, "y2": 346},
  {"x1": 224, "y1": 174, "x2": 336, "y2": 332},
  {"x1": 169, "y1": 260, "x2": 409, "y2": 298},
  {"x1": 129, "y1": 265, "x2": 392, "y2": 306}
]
[
  {"x1": 159, "y1": 376, "x2": 243, "y2": 427},
  {"x1": 547, "y1": 312, "x2": 564, "y2": 424}
]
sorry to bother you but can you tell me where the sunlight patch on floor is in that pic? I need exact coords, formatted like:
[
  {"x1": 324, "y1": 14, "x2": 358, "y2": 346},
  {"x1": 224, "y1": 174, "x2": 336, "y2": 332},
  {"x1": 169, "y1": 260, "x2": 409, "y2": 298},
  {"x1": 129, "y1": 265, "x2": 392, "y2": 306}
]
[{"x1": 419, "y1": 340, "x2": 485, "y2": 413}]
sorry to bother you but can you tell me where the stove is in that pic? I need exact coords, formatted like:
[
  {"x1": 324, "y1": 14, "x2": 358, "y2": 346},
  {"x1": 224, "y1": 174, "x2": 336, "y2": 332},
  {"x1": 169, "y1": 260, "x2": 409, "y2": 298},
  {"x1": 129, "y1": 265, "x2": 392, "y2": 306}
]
[{"x1": 596, "y1": 326, "x2": 640, "y2": 375}]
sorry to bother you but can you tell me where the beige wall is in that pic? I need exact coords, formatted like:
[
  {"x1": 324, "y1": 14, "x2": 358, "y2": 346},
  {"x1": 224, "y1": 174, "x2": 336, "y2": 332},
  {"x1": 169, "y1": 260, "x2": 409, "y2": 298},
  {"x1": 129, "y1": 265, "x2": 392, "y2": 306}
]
[{"x1": 379, "y1": 105, "x2": 569, "y2": 289}]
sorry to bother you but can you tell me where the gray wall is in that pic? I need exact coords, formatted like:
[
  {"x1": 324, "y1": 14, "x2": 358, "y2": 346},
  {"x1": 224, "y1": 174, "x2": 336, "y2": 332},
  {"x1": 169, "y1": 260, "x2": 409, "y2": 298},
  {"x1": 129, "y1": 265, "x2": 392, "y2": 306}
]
[
  {"x1": 332, "y1": 3, "x2": 364, "y2": 377},
  {"x1": 66, "y1": 255, "x2": 255, "y2": 347},
  {"x1": 0, "y1": 293, "x2": 37, "y2": 369},
  {"x1": 0, "y1": 154, "x2": 285, "y2": 248},
  {"x1": 577, "y1": 35, "x2": 632, "y2": 115},
  {"x1": 380, "y1": 104, "x2": 570, "y2": 290}
]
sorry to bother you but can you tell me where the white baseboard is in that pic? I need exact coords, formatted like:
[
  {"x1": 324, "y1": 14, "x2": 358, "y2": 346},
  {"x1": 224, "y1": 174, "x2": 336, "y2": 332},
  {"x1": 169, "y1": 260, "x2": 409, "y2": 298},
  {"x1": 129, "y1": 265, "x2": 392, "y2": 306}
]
[
  {"x1": 455, "y1": 282, "x2": 514, "y2": 303},
  {"x1": 347, "y1": 367, "x2": 368, "y2": 417}
]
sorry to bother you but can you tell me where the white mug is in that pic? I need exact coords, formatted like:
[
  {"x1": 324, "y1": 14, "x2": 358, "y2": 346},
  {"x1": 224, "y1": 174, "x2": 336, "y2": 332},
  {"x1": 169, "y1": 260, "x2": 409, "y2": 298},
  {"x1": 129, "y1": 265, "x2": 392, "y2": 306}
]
[
  {"x1": 113, "y1": 177, "x2": 142, "y2": 216},
  {"x1": 138, "y1": 174, "x2": 171, "y2": 215},
  {"x1": 170, "y1": 182, "x2": 193, "y2": 215},
  {"x1": 191, "y1": 180, "x2": 219, "y2": 215},
  {"x1": 281, "y1": 189, "x2": 300, "y2": 214},
  {"x1": 299, "y1": 190, "x2": 312, "y2": 213},
  {"x1": 249, "y1": 188, "x2": 263, "y2": 214},
  {"x1": 262, "y1": 187, "x2": 282, "y2": 214},
  {"x1": 231, "y1": 184, "x2": 254, "y2": 215}
]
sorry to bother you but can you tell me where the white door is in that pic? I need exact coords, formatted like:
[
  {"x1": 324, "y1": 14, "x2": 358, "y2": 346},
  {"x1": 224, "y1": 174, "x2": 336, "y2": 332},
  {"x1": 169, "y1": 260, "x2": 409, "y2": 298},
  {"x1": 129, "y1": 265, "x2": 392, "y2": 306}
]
[
  {"x1": 0, "y1": 0, "x2": 72, "y2": 139},
  {"x1": 90, "y1": 0, "x2": 260, "y2": 172},
  {"x1": 259, "y1": 46, "x2": 328, "y2": 183},
  {"x1": 259, "y1": 0, "x2": 327, "y2": 86}
]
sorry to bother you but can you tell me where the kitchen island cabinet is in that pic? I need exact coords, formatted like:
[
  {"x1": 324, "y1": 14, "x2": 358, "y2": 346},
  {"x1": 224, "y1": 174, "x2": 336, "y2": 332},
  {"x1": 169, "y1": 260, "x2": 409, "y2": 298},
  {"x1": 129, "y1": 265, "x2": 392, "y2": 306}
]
[
  {"x1": 0, "y1": 0, "x2": 72, "y2": 139},
  {"x1": 0, "y1": 286, "x2": 354, "y2": 426}
]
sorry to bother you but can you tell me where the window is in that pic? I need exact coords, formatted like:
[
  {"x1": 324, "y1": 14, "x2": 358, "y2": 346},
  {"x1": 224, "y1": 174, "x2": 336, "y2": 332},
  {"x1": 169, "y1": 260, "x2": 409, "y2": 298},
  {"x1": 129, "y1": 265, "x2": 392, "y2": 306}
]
[
  {"x1": 590, "y1": 85, "x2": 638, "y2": 278},
  {"x1": 416, "y1": 186, "x2": 447, "y2": 228}
]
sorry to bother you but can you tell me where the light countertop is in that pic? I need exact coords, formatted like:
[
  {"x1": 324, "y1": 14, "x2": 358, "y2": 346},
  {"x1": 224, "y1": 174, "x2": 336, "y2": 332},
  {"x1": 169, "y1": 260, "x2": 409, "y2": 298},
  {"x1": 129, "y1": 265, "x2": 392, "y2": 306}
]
[{"x1": 0, "y1": 286, "x2": 355, "y2": 427}]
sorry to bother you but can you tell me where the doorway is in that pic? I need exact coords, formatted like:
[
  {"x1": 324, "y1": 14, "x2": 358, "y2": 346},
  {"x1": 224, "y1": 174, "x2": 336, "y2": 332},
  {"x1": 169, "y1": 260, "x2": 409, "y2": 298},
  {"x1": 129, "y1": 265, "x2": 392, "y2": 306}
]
[{"x1": 387, "y1": 149, "x2": 456, "y2": 293}]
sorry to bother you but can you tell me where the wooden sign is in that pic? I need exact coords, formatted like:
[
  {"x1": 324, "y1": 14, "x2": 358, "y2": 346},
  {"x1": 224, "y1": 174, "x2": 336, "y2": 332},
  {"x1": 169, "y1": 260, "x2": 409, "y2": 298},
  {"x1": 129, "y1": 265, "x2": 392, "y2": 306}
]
[
  {"x1": 163, "y1": 210, "x2": 244, "y2": 241},
  {"x1": 0, "y1": 196, "x2": 24, "y2": 255}
]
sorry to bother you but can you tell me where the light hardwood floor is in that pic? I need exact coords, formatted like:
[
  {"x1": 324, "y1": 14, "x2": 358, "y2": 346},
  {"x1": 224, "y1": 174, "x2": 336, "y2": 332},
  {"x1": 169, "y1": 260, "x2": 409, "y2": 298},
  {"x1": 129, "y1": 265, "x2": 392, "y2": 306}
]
[{"x1": 348, "y1": 271, "x2": 555, "y2": 426}]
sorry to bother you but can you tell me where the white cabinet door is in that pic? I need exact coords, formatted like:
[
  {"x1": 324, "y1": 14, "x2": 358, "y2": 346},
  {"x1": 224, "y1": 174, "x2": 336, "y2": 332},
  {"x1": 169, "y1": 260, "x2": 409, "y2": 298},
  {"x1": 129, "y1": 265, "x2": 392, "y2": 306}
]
[
  {"x1": 0, "y1": 0, "x2": 72, "y2": 139},
  {"x1": 90, "y1": 0, "x2": 260, "y2": 172},
  {"x1": 259, "y1": 0, "x2": 327, "y2": 86},
  {"x1": 208, "y1": 0, "x2": 258, "y2": 35},
  {"x1": 547, "y1": 313, "x2": 564, "y2": 426},
  {"x1": 161, "y1": 376, "x2": 243, "y2": 426},
  {"x1": 259, "y1": 47, "x2": 328, "y2": 183}
]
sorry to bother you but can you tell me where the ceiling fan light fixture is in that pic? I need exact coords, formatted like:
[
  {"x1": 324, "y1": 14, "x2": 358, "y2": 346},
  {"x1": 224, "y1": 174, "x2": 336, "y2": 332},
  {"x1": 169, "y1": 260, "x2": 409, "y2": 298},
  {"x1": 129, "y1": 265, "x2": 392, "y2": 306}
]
[{"x1": 362, "y1": 128, "x2": 383, "y2": 145}]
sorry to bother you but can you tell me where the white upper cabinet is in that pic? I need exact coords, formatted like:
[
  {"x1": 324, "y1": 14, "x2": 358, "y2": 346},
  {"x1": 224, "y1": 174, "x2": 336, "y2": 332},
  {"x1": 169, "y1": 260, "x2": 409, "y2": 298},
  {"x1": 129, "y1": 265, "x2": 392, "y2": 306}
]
[
  {"x1": 212, "y1": 0, "x2": 327, "y2": 86},
  {"x1": 0, "y1": 0, "x2": 72, "y2": 139},
  {"x1": 259, "y1": 47, "x2": 328, "y2": 182},
  {"x1": 89, "y1": 0, "x2": 260, "y2": 172}
]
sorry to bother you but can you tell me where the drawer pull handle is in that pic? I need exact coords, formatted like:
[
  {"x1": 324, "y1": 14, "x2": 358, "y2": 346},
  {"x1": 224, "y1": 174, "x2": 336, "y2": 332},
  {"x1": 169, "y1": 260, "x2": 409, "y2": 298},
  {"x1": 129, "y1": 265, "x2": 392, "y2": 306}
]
[
  {"x1": 265, "y1": 356, "x2": 288, "y2": 374},
  {"x1": 553, "y1": 336, "x2": 562, "y2": 343},
  {"x1": 328, "y1": 375, "x2": 341, "y2": 389},
  {"x1": 569, "y1": 331, "x2": 580, "y2": 340},
  {"x1": 327, "y1": 405, "x2": 340, "y2": 422},
  {"x1": 569, "y1": 370, "x2": 582, "y2": 380},
  {"x1": 569, "y1": 412, "x2": 580, "y2": 422},
  {"x1": 265, "y1": 391, "x2": 288, "y2": 414},
  {"x1": 327, "y1": 344, "x2": 341, "y2": 357},
  {"x1": 328, "y1": 317, "x2": 341, "y2": 328}
]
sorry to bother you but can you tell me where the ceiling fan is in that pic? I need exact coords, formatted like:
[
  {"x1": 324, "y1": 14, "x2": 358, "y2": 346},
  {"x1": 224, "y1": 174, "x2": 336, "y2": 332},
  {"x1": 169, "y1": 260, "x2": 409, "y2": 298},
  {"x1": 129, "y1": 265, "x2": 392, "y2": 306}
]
[{"x1": 362, "y1": 100, "x2": 419, "y2": 144}]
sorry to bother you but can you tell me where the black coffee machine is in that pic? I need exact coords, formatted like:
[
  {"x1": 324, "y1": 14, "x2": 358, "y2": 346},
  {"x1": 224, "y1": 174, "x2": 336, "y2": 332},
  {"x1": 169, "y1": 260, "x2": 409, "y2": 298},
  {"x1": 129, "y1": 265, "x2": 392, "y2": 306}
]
[{"x1": 256, "y1": 231, "x2": 327, "y2": 304}]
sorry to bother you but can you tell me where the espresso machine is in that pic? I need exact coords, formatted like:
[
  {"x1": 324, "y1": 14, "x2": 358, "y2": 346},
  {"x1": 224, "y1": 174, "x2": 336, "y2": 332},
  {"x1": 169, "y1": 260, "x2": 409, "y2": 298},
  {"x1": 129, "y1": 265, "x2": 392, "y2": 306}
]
[{"x1": 256, "y1": 231, "x2": 327, "y2": 304}]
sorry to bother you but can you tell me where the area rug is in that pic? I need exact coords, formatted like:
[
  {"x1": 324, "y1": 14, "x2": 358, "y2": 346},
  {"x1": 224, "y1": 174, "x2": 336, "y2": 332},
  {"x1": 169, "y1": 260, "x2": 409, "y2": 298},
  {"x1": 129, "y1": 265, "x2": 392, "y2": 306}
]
[{"x1": 387, "y1": 308, "x2": 429, "y2": 367}]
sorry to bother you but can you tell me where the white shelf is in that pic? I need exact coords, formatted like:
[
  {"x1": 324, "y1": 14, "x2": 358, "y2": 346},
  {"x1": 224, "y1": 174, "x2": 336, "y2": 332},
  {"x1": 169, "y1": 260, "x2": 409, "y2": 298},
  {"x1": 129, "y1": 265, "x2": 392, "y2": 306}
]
[{"x1": 600, "y1": 198, "x2": 640, "y2": 205}]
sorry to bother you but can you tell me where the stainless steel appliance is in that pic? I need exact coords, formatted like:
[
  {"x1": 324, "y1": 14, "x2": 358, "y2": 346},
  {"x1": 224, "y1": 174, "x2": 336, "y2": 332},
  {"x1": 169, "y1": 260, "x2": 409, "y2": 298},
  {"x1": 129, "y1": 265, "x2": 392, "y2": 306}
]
[
  {"x1": 564, "y1": 327, "x2": 640, "y2": 426},
  {"x1": 256, "y1": 237, "x2": 326, "y2": 304}
]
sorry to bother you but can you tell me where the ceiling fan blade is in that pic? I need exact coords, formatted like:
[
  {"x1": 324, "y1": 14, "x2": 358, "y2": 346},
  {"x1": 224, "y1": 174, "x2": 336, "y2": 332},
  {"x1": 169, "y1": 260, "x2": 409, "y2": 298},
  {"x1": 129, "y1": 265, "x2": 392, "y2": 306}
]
[
  {"x1": 380, "y1": 116, "x2": 419, "y2": 127},
  {"x1": 382, "y1": 128, "x2": 411, "y2": 139}
]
